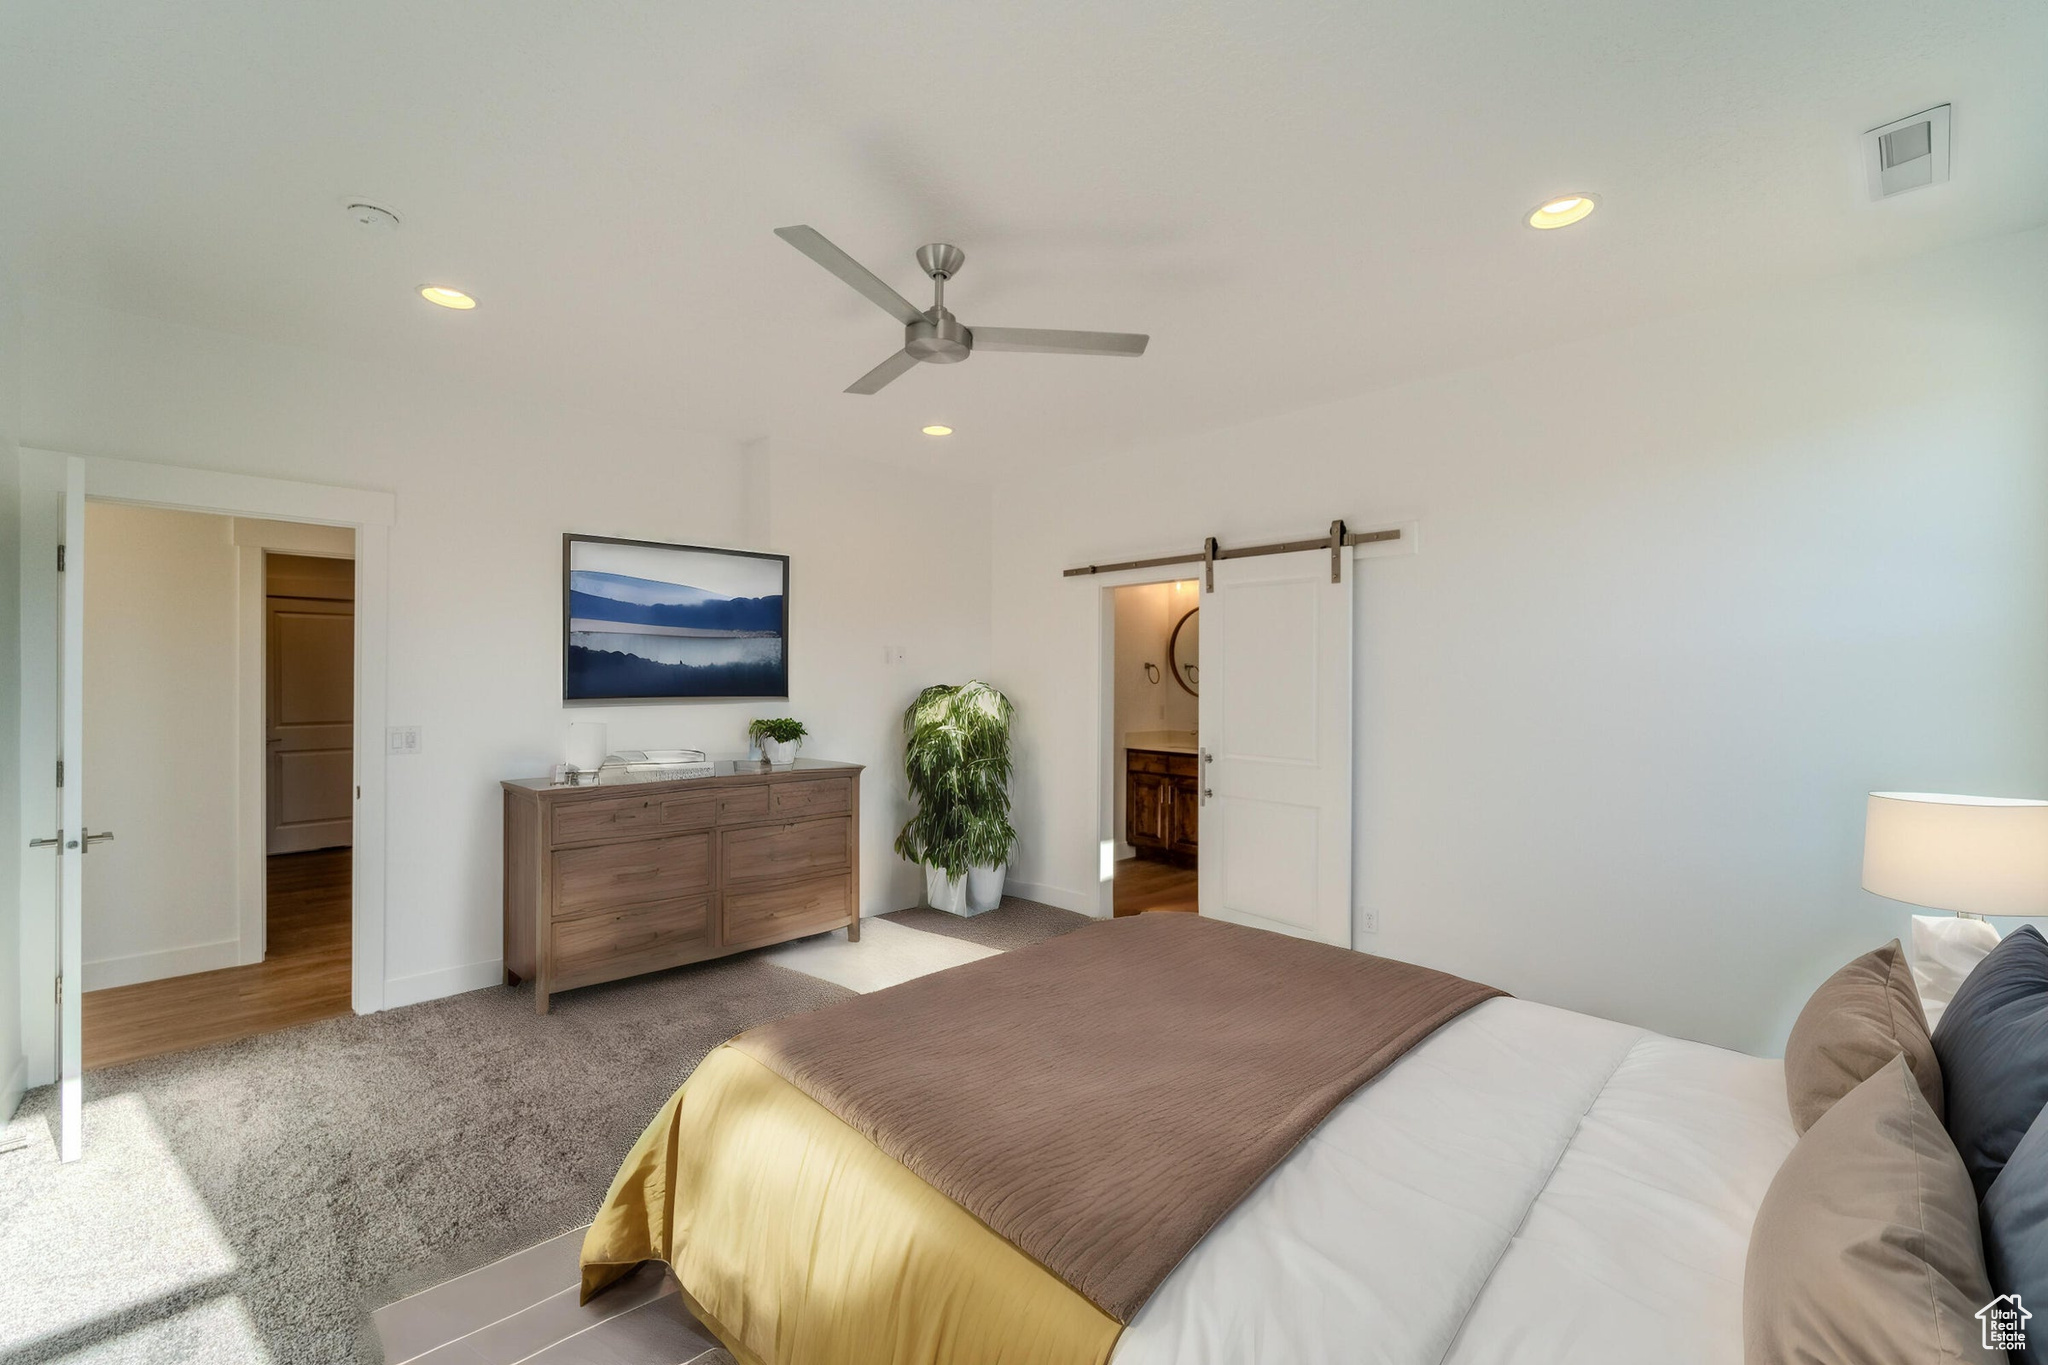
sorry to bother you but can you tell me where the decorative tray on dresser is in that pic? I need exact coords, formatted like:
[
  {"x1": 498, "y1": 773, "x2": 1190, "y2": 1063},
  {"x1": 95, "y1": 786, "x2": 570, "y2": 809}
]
[{"x1": 501, "y1": 758, "x2": 862, "y2": 1013}]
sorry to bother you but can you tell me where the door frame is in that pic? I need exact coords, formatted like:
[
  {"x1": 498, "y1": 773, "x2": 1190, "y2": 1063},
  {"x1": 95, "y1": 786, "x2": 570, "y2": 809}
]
[
  {"x1": 1089, "y1": 565, "x2": 1210, "y2": 920},
  {"x1": 16, "y1": 449, "x2": 395, "y2": 1092},
  {"x1": 1081, "y1": 523, "x2": 1418, "y2": 925},
  {"x1": 1095, "y1": 573, "x2": 1204, "y2": 919}
]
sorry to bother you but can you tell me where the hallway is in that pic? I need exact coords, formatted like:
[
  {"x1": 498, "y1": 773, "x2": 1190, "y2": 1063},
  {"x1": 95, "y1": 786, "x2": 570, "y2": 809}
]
[{"x1": 82, "y1": 849, "x2": 352, "y2": 1069}]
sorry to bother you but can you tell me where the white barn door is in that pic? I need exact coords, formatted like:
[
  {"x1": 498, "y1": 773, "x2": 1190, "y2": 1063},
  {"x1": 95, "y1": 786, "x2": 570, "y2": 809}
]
[{"x1": 1196, "y1": 549, "x2": 1353, "y2": 947}]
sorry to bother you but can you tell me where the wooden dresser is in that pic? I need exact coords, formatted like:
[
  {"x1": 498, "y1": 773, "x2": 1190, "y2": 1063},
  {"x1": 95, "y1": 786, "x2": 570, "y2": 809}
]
[
  {"x1": 502, "y1": 759, "x2": 862, "y2": 1012},
  {"x1": 1126, "y1": 746, "x2": 1199, "y2": 865}
]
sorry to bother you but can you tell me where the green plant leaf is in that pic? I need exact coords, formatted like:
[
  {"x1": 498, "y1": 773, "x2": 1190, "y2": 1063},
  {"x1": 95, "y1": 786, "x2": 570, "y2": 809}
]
[{"x1": 895, "y1": 680, "x2": 1017, "y2": 879}]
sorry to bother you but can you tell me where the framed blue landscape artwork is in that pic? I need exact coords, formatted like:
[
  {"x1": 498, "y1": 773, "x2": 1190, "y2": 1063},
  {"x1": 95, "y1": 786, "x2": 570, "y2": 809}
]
[{"x1": 563, "y1": 534, "x2": 790, "y2": 702}]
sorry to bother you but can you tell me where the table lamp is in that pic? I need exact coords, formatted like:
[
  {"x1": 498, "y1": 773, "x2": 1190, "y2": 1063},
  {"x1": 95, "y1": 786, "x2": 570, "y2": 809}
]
[{"x1": 1862, "y1": 792, "x2": 2048, "y2": 918}]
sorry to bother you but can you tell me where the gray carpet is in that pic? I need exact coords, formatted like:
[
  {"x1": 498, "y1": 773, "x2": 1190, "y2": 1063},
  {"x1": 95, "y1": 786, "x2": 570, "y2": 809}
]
[{"x1": 0, "y1": 900, "x2": 1082, "y2": 1365}]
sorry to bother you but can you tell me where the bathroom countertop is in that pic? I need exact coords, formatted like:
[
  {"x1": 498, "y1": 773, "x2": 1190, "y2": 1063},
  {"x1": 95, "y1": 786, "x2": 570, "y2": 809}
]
[{"x1": 1125, "y1": 730, "x2": 1199, "y2": 755}]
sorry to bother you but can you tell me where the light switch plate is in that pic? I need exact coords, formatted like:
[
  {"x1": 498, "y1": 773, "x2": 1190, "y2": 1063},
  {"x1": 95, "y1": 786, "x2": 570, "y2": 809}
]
[{"x1": 387, "y1": 726, "x2": 422, "y2": 755}]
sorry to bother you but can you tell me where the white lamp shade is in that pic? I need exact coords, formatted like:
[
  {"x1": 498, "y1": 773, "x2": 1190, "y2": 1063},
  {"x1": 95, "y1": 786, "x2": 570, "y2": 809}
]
[{"x1": 1863, "y1": 792, "x2": 2048, "y2": 916}]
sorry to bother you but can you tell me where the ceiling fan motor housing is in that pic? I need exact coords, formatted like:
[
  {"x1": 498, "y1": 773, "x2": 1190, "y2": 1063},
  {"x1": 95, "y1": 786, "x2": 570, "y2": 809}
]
[{"x1": 906, "y1": 310, "x2": 972, "y2": 363}]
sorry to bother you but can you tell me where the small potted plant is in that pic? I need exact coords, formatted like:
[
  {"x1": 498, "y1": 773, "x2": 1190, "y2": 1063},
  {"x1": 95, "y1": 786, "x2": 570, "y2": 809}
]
[
  {"x1": 748, "y1": 717, "x2": 808, "y2": 766},
  {"x1": 894, "y1": 681, "x2": 1017, "y2": 915}
]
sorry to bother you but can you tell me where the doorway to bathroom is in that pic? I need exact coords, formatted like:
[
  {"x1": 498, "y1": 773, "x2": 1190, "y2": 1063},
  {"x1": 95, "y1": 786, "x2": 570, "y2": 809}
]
[{"x1": 1109, "y1": 579, "x2": 1200, "y2": 915}]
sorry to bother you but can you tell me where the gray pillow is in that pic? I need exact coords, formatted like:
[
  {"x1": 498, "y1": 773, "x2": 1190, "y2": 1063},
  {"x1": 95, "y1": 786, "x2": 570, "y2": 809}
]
[
  {"x1": 1933, "y1": 924, "x2": 2048, "y2": 1198},
  {"x1": 1983, "y1": 1103, "x2": 2048, "y2": 1365}
]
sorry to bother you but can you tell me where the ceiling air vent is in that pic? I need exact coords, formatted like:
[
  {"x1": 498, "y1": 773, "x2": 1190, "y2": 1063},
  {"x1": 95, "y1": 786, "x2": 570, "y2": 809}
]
[{"x1": 1864, "y1": 105, "x2": 1950, "y2": 200}]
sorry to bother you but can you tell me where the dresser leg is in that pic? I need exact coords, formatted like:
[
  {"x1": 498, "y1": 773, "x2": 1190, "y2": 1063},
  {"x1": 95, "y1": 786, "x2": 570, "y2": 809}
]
[
  {"x1": 848, "y1": 914, "x2": 861, "y2": 943},
  {"x1": 536, "y1": 986, "x2": 551, "y2": 1015},
  {"x1": 504, "y1": 967, "x2": 522, "y2": 987}
]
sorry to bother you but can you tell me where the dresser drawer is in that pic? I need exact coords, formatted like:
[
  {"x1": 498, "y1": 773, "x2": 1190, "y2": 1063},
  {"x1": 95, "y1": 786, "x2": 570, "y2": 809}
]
[
  {"x1": 770, "y1": 777, "x2": 852, "y2": 818},
  {"x1": 721, "y1": 816, "x2": 851, "y2": 884},
  {"x1": 551, "y1": 895, "x2": 710, "y2": 988},
  {"x1": 722, "y1": 876, "x2": 851, "y2": 949},
  {"x1": 553, "y1": 833, "x2": 711, "y2": 916},
  {"x1": 716, "y1": 786, "x2": 772, "y2": 823},
  {"x1": 552, "y1": 790, "x2": 714, "y2": 846}
]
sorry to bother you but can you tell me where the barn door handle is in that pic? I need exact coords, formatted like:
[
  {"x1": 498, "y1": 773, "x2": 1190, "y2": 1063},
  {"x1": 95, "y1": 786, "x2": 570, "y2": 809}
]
[{"x1": 1200, "y1": 749, "x2": 1213, "y2": 805}]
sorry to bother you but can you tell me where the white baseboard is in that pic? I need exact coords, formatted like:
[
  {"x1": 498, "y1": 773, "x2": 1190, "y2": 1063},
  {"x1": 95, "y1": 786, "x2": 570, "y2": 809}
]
[
  {"x1": 382, "y1": 958, "x2": 505, "y2": 1010},
  {"x1": 1, "y1": 1053, "x2": 25, "y2": 1123},
  {"x1": 82, "y1": 938, "x2": 242, "y2": 991},
  {"x1": 1004, "y1": 879, "x2": 1102, "y2": 916}
]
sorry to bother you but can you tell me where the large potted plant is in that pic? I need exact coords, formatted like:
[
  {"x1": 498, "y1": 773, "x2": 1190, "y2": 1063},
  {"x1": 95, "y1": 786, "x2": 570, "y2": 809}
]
[{"x1": 894, "y1": 681, "x2": 1017, "y2": 915}]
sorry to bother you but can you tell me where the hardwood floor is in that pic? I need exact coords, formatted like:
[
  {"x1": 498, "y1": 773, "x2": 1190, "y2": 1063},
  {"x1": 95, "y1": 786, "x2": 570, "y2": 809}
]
[
  {"x1": 83, "y1": 848, "x2": 352, "y2": 1070},
  {"x1": 1113, "y1": 856, "x2": 1198, "y2": 916}
]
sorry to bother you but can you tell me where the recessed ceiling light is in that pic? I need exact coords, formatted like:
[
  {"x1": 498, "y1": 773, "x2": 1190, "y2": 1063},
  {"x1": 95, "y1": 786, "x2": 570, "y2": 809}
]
[
  {"x1": 1526, "y1": 193, "x2": 1598, "y2": 229},
  {"x1": 921, "y1": 425, "x2": 954, "y2": 437},
  {"x1": 418, "y1": 285, "x2": 477, "y2": 309}
]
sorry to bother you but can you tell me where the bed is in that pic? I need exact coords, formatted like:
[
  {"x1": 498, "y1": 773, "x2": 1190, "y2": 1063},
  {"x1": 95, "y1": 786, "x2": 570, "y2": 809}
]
[{"x1": 581, "y1": 913, "x2": 1795, "y2": 1365}]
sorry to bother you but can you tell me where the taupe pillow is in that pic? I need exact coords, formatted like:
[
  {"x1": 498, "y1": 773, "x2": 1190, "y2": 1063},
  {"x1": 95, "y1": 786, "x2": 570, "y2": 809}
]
[
  {"x1": 1745, "y1": 1055, "x2": 2004, "y2": 1364},
  {"x1": 1783, "y1": 939, "x2": 1942, "y2": 1134}
]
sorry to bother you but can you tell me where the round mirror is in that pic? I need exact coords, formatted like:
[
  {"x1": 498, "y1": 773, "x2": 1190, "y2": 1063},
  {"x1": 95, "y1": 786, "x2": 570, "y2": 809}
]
[{"x1": 1168, "y1": 606, "x2": 1199, "y2": 695}]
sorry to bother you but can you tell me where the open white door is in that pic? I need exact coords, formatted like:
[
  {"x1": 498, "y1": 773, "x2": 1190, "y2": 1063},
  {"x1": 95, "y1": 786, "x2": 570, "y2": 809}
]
[
  {"x1": 57, "y1": 456, "x2": 86, "y2": 1161},
  {"x1": 1196, "y1": 549, "x2": 1353, "y2": 947}
]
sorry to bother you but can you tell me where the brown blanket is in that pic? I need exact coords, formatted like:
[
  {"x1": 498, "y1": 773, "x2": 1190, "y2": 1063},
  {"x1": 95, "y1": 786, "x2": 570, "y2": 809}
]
[{"x1": 732, "y1": 912, "x2": 1502, "y2": 1322}]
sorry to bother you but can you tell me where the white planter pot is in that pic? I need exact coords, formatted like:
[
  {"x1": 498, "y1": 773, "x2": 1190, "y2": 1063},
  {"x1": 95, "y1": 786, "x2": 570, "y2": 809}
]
[
  {"x1": 966, "y1": 863, "x2": 1006, "y2": 914},
  {"x1": 762, "y1": 737, "x2": 801, "y2": 765},
  {"x1": 924, "y1": 865, "x2": 969, "y2": 915}
]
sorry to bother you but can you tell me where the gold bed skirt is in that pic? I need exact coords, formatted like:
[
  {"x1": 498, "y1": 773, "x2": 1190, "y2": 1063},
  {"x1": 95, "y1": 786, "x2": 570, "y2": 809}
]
[{"x1": 581, "y1": 1045, "x2": 1122, "y2": 1365}]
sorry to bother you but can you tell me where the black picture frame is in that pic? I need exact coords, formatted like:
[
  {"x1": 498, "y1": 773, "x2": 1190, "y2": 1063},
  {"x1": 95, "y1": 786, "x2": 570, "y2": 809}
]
[{"x1": 562, "y1": 533, "x2": 791, "y2": 703}]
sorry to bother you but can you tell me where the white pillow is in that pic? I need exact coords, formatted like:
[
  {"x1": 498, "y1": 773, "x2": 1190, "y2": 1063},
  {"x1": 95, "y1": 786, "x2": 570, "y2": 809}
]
[{"x1": 1909, "y1": 913, "x2": 2002, "y2": 1029}]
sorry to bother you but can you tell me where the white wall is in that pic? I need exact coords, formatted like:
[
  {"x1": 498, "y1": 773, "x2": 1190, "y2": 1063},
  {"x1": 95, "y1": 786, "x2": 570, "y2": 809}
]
[
  {"x1": 80, "y1": 503, "x2": 241, "y2": 988},
  {"x1": 13, "y1": 296, "x2": 993, "y2": 1081},
  {"x1": 991, "y1": 227, "x2": 2048, "y2": 1055},
  {"x1": 753, "y1": 438, "x2": 994, "y2": 915},
  {"x1": 1110, "y1": 581, "x2": 1198, "y2": 850},
  {"x1": 0, "y1": 270, "x2": 23, "y2": 1117}
]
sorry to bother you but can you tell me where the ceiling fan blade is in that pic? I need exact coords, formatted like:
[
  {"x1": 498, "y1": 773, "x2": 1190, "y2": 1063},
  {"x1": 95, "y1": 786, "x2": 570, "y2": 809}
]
[
  {"x1": 775, "y1": 226, "x2": 926, "y2": 326},
  {"x1": 845, "y1": 350, "x2": 921, "y2": 395},
  {"x1": 971, "y1": 327, "x2": 1149, "y2": 357}
]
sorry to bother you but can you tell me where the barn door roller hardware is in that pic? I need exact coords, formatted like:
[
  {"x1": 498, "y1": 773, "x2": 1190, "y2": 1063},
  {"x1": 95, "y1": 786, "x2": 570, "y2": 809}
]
[{"x1": 1062, "y1": 522, "x2": 1401, "y2": 591}]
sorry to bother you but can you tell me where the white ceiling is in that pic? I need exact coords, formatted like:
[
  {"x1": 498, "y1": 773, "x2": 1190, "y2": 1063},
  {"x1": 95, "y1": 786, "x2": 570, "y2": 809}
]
[{"x1": 3, "y1": 1, "x2": 2045, "y2": 473}]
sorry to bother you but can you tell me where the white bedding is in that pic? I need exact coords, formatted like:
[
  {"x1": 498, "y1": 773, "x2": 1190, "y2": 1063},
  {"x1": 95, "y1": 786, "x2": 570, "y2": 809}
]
[{"x1": 1113, "y1": 997, "x2": 1795, "y2": 1365}]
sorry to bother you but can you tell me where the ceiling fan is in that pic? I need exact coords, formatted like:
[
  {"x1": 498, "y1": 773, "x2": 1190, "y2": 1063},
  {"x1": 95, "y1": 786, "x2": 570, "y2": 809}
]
[{"x1": 774, "y1": 225, "x2": 1150, "y2": 394}]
